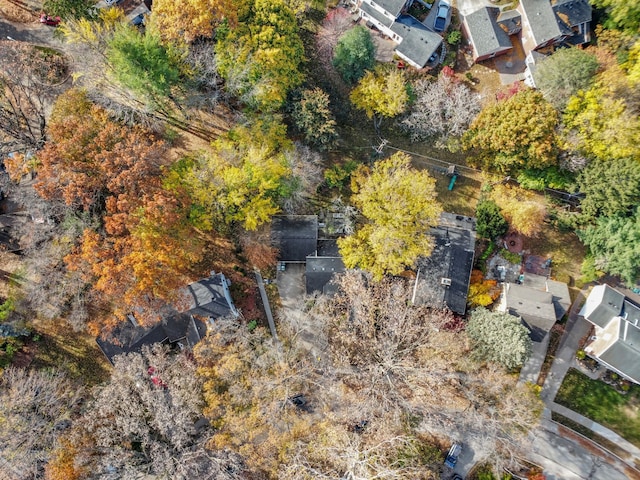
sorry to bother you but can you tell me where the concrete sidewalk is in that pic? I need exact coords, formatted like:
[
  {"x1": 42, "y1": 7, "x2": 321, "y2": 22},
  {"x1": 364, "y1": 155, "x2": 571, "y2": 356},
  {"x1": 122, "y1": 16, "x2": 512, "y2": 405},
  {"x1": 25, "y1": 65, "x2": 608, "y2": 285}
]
[{"x1": 518, "y1": 332, "x2": 550, "y2": 385}]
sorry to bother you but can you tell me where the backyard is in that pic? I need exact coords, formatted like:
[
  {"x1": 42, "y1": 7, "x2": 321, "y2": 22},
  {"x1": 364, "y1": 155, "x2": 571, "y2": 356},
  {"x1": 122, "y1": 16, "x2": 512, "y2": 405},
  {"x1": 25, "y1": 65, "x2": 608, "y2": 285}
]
[{"x1": 555, "y1": 368, "x2": 640, "y2": 448}]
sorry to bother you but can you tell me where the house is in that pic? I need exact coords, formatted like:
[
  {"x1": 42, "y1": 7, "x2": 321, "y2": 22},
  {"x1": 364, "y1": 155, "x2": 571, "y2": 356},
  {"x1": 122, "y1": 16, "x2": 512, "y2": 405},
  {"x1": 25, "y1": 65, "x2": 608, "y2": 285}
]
[
  {"x1": 306, "y1": 239, "x2": 346, "y2": 295},
  {"x1": 501, "y1": 273, "x2": 570, "y2": 342},
  {"x1": 97, "y1": 272, "x2": 238, "y2": 364},
  {"x1": 581, "y1": 285, "x2": 640, "y2": 385},
  {"x1": 358, "y1": 0, "x2": 443, "y2": 68},
  {"x1": 271, "y1": 215, "x2": 318, "y2": 263},
  {"x1": 462, "y1": 7, "x2": 514, "y2": 62},
  {"x1": 412, "y1": 213, "x2": 476, "y2": 315},
  {"x1": 463, "y1": 0, "x2": 591, "y2": 63}
]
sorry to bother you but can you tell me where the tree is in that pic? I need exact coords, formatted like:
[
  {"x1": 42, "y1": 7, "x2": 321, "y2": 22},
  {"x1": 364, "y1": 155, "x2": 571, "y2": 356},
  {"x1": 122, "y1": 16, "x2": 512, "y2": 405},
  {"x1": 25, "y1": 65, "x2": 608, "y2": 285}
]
[
  {"x1": 464, "y1": 89, "x2": 558, "y2": 173},
  {"x1": 468, "y1": 270, "x2": 500, "y2": 308},
  {"x1": 475, "y1": 200, "x2": 508, "y2": 240},
  {"x1": 332, "y1": 26, "x2": 375, "y2": 84},
  {"x1": 216, "y1": 0, "x2": 305, "y2": 110},
  {"x1": 591, "y1": 0, "x2": 640, "y2": 32},
  {"x1": 350, "y1": 67, "x2": 408, "y2": 130},
  {"x1": 290, "y1": 88, "x2": 338, "y2": 150},
  {"x1": 575, "y1": 157, "x2": 640, "y2": 222},
  {"x1": 43, "y1": 0, "x2": 96, "y2": 19},
  {"x1": 467, "y1": 307, "x2": 532, "y2": 369},
  {"x1": 579, "y1": 211, "x2": 640, "y2": 285},
  {"x1": 149, "y1": 0, "x2": 237, "y2": 44},
  {"x1": 490, "y1": 184, "x2": 547, "y2": 238},
  {"x1": 533, "y1": 47, "x2": 599, "y2": 110},
  {"x1": 401, "y1": 73, "x2": 480, "y2": 143},
  {"x1": 0, "y1": 368, "x2": 82, "y2": 479},
  {"x1": 71, "y1": 345, "x2": 244, "y2": 479},
  {"x1": 338, "y1": 152, "x2": 442, "y2": 280}
]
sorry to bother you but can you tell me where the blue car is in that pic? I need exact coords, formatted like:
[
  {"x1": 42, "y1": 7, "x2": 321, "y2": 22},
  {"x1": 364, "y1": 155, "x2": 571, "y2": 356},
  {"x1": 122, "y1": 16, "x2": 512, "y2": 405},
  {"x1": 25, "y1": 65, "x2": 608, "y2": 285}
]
[
  {"x1": 434, "y1": 0, "x2": 450, "y2": 32},
  {"x1": 444, "y1": 442, "x2": 462, "y2": 468}
]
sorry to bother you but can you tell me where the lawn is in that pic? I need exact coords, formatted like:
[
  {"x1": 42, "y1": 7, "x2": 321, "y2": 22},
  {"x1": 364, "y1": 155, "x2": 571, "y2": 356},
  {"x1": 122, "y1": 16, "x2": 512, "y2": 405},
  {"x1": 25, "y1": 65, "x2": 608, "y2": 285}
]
[{"x1": 555, "y1": 368, "x2": 640, "y2": 447}]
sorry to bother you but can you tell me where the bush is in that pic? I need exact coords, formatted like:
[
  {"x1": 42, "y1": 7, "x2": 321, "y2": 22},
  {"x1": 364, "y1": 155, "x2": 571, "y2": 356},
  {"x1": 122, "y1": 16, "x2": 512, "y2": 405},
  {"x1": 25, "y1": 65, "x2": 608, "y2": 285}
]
[
  {"x1": 499, "y1": 248, "x2": 522, "y2": 265},
  {"x1": 447, "y1": 30, "x2": 462, "y2": 45},
  {"x1": 324, "y1": 160, "x2": 358, "y2": 190},
  {"x1": 576, "y1": 349, "x2": 586, "y2": 360}
]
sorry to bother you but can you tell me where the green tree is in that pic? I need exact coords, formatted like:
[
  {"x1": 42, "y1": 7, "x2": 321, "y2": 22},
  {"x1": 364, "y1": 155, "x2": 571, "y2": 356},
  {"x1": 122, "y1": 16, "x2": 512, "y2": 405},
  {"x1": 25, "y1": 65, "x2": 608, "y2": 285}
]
[
  {"x1": 43, "y1": 0, "x2": 95, "y2": 19},
  {"x1": 291, "y1": 88, "x2": 338, "y2": 150},
  {"x1": 467, "y1": 307, "x2": 532, "y2": 369},
  {"x1": 591, "y1": 0, "x2": 640, "y2": 32},
  {"x1": 216, "y1": 0, "x2": 305, "y2": 110},
  {"x1": 333, "y1": 26, "x2": 375, "y2": 84},
  {"x1": 579, "y1": 211, "x2": 640, "y2": 284},
  {"x1": 464, "y1": 89, "x2": 558, "y2": 173},
  {"x1": 475, "y1": 200, "x2": 508, "y2": 240},
  {"x1": 106, "y1": 27, "x2": 181, "y2": 105},
  {"x1": 350, "y1": 67, "x2": 408, "y2": 130},
  {"x1": 575, "y1": 157, "x2": 640, "y2": 222},
  {"x1": 490, "y1": 184, "x2": 547, "y2": 238},
  {"x1": 533, "y1": 47, "x2": 599, "y2": 110},
  {"x1": 338, "y1": 152, "x2": 442, "y2": 280}
]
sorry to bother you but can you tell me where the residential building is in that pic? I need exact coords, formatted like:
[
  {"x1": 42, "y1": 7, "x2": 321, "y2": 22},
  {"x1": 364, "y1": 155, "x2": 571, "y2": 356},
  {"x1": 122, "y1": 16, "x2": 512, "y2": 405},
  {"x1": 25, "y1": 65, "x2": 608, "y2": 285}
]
[
  {"x1": 462, "y1": 7, "x2": 514, "y2": 62},
  {"x1": 581, "y1": 285, "x2": 640, "y2": 385},
  {"x1": 358, "y1": 0, "x2": 444, "y2": 68}
]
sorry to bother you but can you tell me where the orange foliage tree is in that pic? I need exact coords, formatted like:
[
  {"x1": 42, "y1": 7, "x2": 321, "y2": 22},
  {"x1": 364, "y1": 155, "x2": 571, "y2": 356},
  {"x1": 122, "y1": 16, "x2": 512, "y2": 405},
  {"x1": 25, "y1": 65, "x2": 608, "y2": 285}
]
[{"x1": 468, "y1": 269, "x2": 500, "y2": 308}]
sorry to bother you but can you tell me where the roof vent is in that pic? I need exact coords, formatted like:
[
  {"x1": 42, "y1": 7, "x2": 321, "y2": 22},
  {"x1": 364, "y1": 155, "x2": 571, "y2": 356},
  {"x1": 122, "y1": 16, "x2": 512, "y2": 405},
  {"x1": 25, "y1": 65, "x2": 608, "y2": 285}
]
[{"x1": 441, "y1": 278, "x2": 452, "y2": 286}]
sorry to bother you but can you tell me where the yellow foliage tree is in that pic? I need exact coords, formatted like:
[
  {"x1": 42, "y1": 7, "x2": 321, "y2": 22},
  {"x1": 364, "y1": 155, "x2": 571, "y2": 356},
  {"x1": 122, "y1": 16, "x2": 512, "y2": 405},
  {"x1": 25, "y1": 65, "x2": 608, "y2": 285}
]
[
  {"x1": 350, "y1": 67, "x2": 408, "y2": 128},
  {"x1": 490, "y1": 184, "x2": 547, "y2": 237},
  {"x1": 338, "y1": 152, "x2": 442, "y2": 280},
  {"x1": 149, "y1": 0, "x2": 236, "y2": 44},
  {"x1": 468, "y1": 270, "x2": 500, "y2": 308}
]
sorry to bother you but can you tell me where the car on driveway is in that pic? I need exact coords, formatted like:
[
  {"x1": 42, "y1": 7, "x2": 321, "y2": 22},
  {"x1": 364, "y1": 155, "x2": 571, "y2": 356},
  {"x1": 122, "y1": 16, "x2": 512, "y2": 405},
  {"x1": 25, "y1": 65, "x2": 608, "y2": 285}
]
[
  {"x1": 444, "y1": 442, "x2": 462, "y2": 468},
  {"x1": 434, "y1": 0, "x2": 450, "y2": 32},
  {"x1": 39, "y1": 13, "x2": 61, "y2": 26}
]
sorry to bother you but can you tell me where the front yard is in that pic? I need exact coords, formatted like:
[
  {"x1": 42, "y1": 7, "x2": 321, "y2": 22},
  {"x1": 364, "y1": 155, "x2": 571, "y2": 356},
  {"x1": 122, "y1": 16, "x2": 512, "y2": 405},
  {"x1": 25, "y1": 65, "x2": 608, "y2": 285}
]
[{"x1": 555, "y1": 368, "x2": 640, "y2": 448}]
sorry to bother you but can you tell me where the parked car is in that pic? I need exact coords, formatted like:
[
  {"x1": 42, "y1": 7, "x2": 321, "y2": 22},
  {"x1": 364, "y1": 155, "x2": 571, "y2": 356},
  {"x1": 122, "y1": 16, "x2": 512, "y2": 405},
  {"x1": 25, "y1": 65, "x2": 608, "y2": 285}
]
[
  {"x1": 434, "y1": 0, "x2": 450, "y2": 32},
  {"x1": 130, "y1": 13, "x2": 145, "y2": 26},
  {"x1": 39, "y1": 13, "x2": 61, "y2": 26},
  {"x1": 444, "y1": 442, "x2": 462, "y2": 468}
]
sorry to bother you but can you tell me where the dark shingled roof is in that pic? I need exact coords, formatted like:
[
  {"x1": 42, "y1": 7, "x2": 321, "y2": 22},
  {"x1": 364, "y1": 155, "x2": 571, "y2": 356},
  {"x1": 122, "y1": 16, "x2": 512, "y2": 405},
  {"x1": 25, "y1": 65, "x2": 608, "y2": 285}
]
[
  {"x1": 464, "y1": 7, "x2": 512, "y2": 58},
  {"x1": 306, "y1": 256, "x2": 346, "y2": 295},
  {"x1": 272, "y1": 215, "x2": 318, "y2": 262},
  {"x1": 391, "y1": 15, "x2": 443, "y2": 68},
  {"x1": 552, "y1": 0, "x2": 591, "y2": 27},
  {"x1": 181, "y1": 274, "x2": 238, "y2": 319},
  {"x1": 373, "y1": 0, "x2": 407, "y2": 17},
  {"x1": 506, "y1": 283, "x2": 557, "y2": 342},
  {"x1": 520, "y1": 0, "x2": 562, "y2": 46}
]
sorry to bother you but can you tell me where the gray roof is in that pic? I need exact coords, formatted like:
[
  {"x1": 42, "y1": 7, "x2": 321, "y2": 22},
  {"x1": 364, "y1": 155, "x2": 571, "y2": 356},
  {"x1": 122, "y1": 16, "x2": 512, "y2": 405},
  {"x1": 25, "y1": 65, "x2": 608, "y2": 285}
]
[
  {"x1": 413, "y1": 214, "x2": 476, "y2": 315},
  {"x1": 306, "y1": 256, "x2": 346, "y2": 295},
  {"x1": 272, "y1": 215, "x2": 318, "y2": 262},
  {"x1": 520, "y1": 0, "x2": 562, "y2": 46},
  {"x1": 371, "y1": 0, "x2": 407, "y2": 17},
  {"x1": 582, "y1": 285, "x2": 625, "y2": 328},
  {"x1": 182, "y1": 273, "x2": 238, "y2": 319},
  {"x1": 598, "y1": 341, "x2": 640, "y2": 384},
  {"x1": 391, "y1": 15, "x2": 443, "y2": 68},
  {"x1": 464, "y1": 7, "x2": 512, "y2": 58},
  {"x1": 496, "y1": 8, "x2": 522, "y2": 34},
  {"x1": 547, "y1": 279, "x2": 571, "y2": 319},
  {"x1": 552, "y1": 0, "x2": 591, "y2": 27},
  {"x1": 506, "y1": 283, "x2": 557, "y2": 342},
  {"x1": 360, "y1": 1, "x2": 395, "y2": 28}
]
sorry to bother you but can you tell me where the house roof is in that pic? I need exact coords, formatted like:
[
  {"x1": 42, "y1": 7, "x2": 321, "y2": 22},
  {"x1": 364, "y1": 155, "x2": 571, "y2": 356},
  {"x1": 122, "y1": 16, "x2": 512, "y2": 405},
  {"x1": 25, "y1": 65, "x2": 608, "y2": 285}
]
[
  {"x1": 413, "y1": 213, "x2": 476, "y2": 315},
  {"x1": 306, "y1": 255, "x2": 346, "y2": 295},
  {"x1": 506, "y1": 283, "x2": 556, "y2": 342},
  {"x1": 547, "y1": 279, "x2": 572, "y2": 319},
  {"x1": 372, "y1": 0, "x2": 407, "y2": 18},
  {"x1": 552, "y1": 0, "x2": 591, "y2": 28},
  {"x1": 360, "y1": 1, "x2": 395, "y2": 28},
  {"x1": 598, "y1": 341, "x2": 640, "y2": 384},
  {"x1": 520, "y1": 0, "x2": 562, "y2": 47},
  {"x1": 181, "y1": 273, "x2": 239, "y2": 319},
  {"x1": 580, "y1": 284, "x2": 625, "y2": 328},
  {"x1": 464, "y1": 7, "x2": 512, "y2": 59},
  {"x1": 391, "y1": 15, "x2": 443, "y2": 68},
  {"x1": 271, "y1": 215, "x2": 318, "y2": 262},
  {"x1": 96, "y1": 314, "x2": 207, "y2": 365}
]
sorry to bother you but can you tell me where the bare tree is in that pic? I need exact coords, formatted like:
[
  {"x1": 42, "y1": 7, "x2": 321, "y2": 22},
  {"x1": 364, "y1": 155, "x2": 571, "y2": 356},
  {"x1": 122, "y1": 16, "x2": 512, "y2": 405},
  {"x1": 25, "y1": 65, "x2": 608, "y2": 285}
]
[
  {"x1": 281, "y1": 143, "x2": 324, "y2": 214},
  {"x1": 76, "y1": 345, "x2": 244, "y2": 479},
  {"x1": 0, "y1": 367, "x2": 83, "y2": 479},
  {"x1": 400, "y1": 75, "x2": 480, "y2": 145}
]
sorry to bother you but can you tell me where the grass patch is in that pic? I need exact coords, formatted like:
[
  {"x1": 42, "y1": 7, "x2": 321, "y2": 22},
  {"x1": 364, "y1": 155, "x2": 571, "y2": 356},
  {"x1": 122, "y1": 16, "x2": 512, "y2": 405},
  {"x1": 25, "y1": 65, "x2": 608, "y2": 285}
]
[
  {"x1": 551, "y1": 411, "x2": 628, "y2": 458},
  {"x1": 524, "y1": 226, "x2": 585, "y2": 286},
  {"x1": 555, "y1": 368, "x2": 640, "y2": 447},
  {"x1": 31, "y1": 319, "x2": 111, "y2": 386}
]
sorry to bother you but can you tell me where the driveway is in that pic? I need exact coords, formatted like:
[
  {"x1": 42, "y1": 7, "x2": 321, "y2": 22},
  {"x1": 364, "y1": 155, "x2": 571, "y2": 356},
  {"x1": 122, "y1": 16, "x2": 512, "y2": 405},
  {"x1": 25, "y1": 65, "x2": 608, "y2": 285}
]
[{"x1": 455, "y1": 0, "x2": 488, "y2": 17}]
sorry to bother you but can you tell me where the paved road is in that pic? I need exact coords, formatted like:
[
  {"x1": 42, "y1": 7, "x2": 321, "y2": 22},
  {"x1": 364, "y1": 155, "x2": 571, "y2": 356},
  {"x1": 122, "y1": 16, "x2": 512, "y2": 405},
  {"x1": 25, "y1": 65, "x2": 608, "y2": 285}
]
[{"x1": 0, "y1": 20, "x2": 62, "y2": 46}]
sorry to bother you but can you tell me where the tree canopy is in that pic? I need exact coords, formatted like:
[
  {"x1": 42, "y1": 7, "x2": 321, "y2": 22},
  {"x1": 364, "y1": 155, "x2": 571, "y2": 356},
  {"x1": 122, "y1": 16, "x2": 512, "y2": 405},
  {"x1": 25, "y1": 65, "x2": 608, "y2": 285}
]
[
  {"x1": 467, "y1": 307, "x2": 532, "y2": 369},
  {"x1": 332, "y1": 26, "x2": 375, "y2": 84},
  {"x1": 591, "y1": 0, "x2": 640, "y2": 32},
  {"x1": 290, "y1": 88, "x2": 338, "y2": 151},
  {"x1": 338, "y1": 152, "x2": 442, "y2": 280},
  {"x1": 350, "y1": 67, "x2": 408, "y2": 127},
  {"x1": 475, "y1": 200, "x2": 508, "y2": 240},
  {"x1": 533, "y1": 47, "x2": 599, "y2": 110},
  {"x1": 489, "y1": 184, "x2": 547, "y2": 237},
  {"x1": 464, "y1": 89, "x2": 558, "y2": 173}
]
